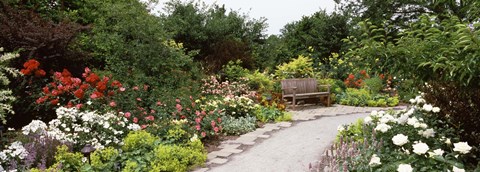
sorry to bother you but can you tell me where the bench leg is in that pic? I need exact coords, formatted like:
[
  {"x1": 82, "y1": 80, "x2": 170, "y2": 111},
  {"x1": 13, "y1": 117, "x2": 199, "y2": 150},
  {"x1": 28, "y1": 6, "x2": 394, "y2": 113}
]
[
  {"x1": 327, "y1": 95, "x2": 331, "y2": 107},
  {"x1": 292, "y1": 98, "x2": 296, "y2": 110}
]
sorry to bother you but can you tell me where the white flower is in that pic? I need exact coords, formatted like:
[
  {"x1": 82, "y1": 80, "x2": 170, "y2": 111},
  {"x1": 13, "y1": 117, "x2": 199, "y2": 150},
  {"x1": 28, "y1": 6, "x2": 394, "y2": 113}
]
[
  {"x1": 422, "y1": 128, "x2": 435, "y2": 138},
  {"x1": 432, "y1": 107, "x2": 440, "y2": 113},
  {"x1": 190, "y1": 134, "x2": 199, "y2": 142},
  {"x1": 370, "y1": 110, "x2": 378, "y2": 117},
  {"x1": 397, "y1": 114, "x2": 409, "y2": 124},
  {"x1": 397, "y1": 164, "x2": 413, "y2": 172},
  {"x1": 127, "y1": 124, "x2": 141, "y2": 131},
  {"x1": 364, "y1": 116, "x2": 373, "y2": 124},
  {"x1": 409, "y1": 99, "x2": 416, "y2": 104},
  {"x1": 422, "y1": 104, "x2": 433, "y2": 112},
  {"x1": 337, "y1": 125, "x2": 345, "y2": 132},
  {"x1": 452, "y1": 166, "x2": 465, "y2": 172},
  {"x1": 445, "y1": 138, "x2": 451, "y2": 145},
  {"x1": 428, "y1": 149, "x2": 444, "y2": 157},
  {"x1": 22, "y1": 120, "x2": 48, "y2": 135},
  {"x1": 419, "y1": 123, "x2": 428, "y2": 129},
  {"x1": 412, "y1": 142, "x2": 429, "y2": 155},
  {"x1": 87, "y1": 101, "x2": 92, "y2": 105},
  {"x1": 453, "y1": 142, "x2": 472, "y2": 154},
  {"x1": 407, "y1": 117, "x2": 418, "y2": 126},
  {"x1": 404, "y1": 108, "x2": 415, "y2": 116},
  {"x1": 368, "y1": 154, "x2": 381, "y2": 166},
  {"x1": 375, "y1": 123, "x2": 391, "y2": 133},
  {"x1": 392, "y1": 134, "x2": 409, "y2": 146},
  {"x1": 380, "y1": 114, "x2": 395, "y2": 123}
]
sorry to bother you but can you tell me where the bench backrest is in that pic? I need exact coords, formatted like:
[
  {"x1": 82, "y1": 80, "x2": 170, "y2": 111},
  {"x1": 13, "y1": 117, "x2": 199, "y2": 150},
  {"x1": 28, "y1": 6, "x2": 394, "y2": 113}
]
[{"x1": 281, "y1": 78, "x2": 318, "y2": 95}]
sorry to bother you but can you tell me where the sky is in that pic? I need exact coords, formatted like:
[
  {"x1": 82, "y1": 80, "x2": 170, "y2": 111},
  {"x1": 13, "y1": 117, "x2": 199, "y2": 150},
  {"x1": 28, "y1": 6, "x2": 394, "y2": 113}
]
[{"x1": 154, "y1": 0, "x2": 337, "y2": 35}]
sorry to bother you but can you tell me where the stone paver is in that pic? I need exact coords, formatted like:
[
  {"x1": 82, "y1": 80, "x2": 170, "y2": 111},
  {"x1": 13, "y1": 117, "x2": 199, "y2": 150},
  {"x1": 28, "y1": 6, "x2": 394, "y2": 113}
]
[{"x1": 192, "y1": 104, "x2": 407, "y2": 171}]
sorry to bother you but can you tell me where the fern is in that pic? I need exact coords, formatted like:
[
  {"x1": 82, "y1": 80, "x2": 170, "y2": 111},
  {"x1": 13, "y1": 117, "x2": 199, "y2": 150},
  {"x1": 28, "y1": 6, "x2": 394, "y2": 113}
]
[{"x1": 0, "y1": 48, "x2": 21, "y2": 124}]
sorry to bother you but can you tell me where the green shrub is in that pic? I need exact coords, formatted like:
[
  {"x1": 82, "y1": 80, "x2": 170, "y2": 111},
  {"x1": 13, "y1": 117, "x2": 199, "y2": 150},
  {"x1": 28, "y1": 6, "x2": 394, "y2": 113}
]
[
  {"x1": 338, "y1": 88, "x2": 398, "y2": 107},
  {"x1": 364, "y1": 77, "x2": 383, "y2": 94},
  {"x1": 52, "y1": 145, "x2": 84, "y2": 171},
  {"x1": 149, "y1": 142, "x2": 206, "y2": 172},
  {"x1": 221, "y1": 116, "x2": 257, "y2": 135},
  {"x1": 275, "y1": 55, "x2": 314, "y2": 79},
  {"x1": 91, "y1": 147, "x2": 120, "y2": 171},
  {"x1": 221, "y1": 60, "x2": 249, "y2": 81},
  {"x1": 255, "y1": 105, "x2": 290, "y2": 123},
  {"x1": 274, "y1": 112, "x2": 292, "y2": 122},
  {"x1": 122, "y1": 131, "x2": 158, "y2": 152},
  {"x1": 245, "y1": 70, "x2": 274, "y2": 93},
  {"x1": 0, "y1": 48, "x2": 21, "y2": 124}
]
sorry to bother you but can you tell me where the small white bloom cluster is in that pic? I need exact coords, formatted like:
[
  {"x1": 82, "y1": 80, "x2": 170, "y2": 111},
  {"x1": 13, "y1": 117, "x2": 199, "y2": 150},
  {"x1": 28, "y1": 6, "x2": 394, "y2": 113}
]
[
  {"x1": 368, "y1": 154, "x2": 381, "y2": 166},
  {"x1": 0, "y1": 141, "x2": 28, "y2": 164},
  {"x1": 21, "y1": 107, "x2": 140, "y2": 150}
]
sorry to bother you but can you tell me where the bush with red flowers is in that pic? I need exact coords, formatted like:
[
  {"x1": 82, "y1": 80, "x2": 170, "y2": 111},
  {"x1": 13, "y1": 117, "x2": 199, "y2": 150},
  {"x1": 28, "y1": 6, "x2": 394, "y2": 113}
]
[{"x1": 344, "y1": 70, "x2": 370, "y2": 88}]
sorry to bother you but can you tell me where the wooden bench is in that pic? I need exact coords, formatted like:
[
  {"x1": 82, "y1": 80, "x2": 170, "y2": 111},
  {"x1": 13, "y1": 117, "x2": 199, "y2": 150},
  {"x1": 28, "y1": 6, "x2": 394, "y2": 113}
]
[{"x1": 281, "y1": 78, "x2": 330, "y2": 110}]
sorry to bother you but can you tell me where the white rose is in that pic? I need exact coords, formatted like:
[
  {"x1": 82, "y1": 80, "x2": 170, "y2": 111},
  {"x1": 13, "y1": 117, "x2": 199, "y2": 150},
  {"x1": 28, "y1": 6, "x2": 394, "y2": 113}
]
[
  {"x1": 432, "y1": 107, "x2": 440, "y2": 113},
  {"x1": 392, "y1": 134, "x2": 409, "y2": 146},
  {"x1": 445, "y1": 138, "x2": 451, "y2": 145},
  {"x1": 364, "y1": 116, "x2": 373, "y2": 124},
  {"x1": 397, "y1": 114, "x2": 409, "y2": 124},
  {"x1": 397, "y1": 164, "x2": 413, "y2": 172},
  {"x1": 409, "y1": 99, "x2": 416, "y2": 104},
  {"x1": 368, "y1": 154, "x2": 381, "y2": 166},
  {"x1": 412, "y1": 142, "x2": 429, "y2": 155},
  {"x1": 375, "y1": 123, "x2": 391, "y2": 133},
  {"x1": 423, "y1": 104, "x2": 433, "y2": 112},
  {"x1": 407, "y1": 117, "x2": 418, "y2": 126},
  {"x1": 428, "y1": 149, "x2": 444, "y2": 157},
  {"x1": 422, "y1": 128, "x2": 435, "y2": 138},
  {"x1": 452, "y1": 166, "x2": 465, "y2": 172},
  {"x1": 453, "y1": 142, "x2": 472, "y2": 154}
]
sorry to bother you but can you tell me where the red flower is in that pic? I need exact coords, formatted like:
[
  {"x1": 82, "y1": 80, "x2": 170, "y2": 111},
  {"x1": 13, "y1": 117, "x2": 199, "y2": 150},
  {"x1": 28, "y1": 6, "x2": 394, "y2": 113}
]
[
  {"x1": 86, "y1": 73, "x2": 100, "y2": 85},
  {"x1": 42, "y1": 86, "x2": 50, "y2": 94},
  {"x1": 379, "y1": 74, "x2": 385, "y2": 80},
  {"x1": 80, "y1": 84, "x2": 89, "y2": 90},
  {"x1": 96, "y1": 81, "x2": 107, "y2": 92},
  {"x1": 108, "y1": 91, "x2": 115, "y2": 96},
  {"x1": 217, "y1": 117, "x2": 222, "y2": 123},
  {"x1": 50, "y1": 99, "x2": 59, "y2": 106},
  {"x1": 90, "y1": 91, "x2": 103, "y2": 99},
  {"x1": 133, "y1": 117, "x2": 138, "y2": 123},
  {"x1": 36, "y1": 96, "x2": 47, "y2": 104},
  {"x1": 348, "y1": 74, "x2": 355, "y2": 79},
  {"x1": 74, "y1": 89, "x2": 84, "y2": 99},
  {"x1": 111, "y1": 80, "x2": 122, "y2": 87},
  {"x1": 360, "y1": 70, "x2": 367, "y2": 76},
  {"x1": 34, "y1": 69, "x2": 46, "y2": 77},
  {"x1": 61, "y1": 69, "x2": 72, "y2": 77},
  {"x1": 51, "y1": 90, "x2": 60, "y2": 96},
  {"x1": 20, "y1": 69, "x2": 31, "y2": 75},
  {"x1": 67, "y1": 101, "x2": 73, "y2": 108}
]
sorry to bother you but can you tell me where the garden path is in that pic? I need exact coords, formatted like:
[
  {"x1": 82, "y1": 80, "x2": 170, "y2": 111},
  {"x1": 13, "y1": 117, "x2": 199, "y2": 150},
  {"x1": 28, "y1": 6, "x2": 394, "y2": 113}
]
[{"x1": 194, "y1": 105, "x2": 406, "y2": 172}]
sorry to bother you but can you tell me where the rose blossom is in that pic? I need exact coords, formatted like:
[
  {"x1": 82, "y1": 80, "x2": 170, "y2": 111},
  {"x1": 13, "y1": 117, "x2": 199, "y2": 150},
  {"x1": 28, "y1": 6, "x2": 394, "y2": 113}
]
[
  {"x1": 412, "y1": 142, "x2": 429, "y2": 155},
  {"x1": 453, "y1": 142, "x2": 472, "y2": 154},
  {"x1": 397, "y1": 164, "x2": 413, "y2": 172},
  {"x1": 392, "y1": 134, "x2": 409, "y2": 146}
]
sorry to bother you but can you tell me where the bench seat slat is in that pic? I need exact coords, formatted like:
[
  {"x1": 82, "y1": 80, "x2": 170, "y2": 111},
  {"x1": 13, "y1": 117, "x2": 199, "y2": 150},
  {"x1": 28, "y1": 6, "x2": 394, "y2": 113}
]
[{"x1": 283, "y1": 92, "x2": 330, "y2": 98}]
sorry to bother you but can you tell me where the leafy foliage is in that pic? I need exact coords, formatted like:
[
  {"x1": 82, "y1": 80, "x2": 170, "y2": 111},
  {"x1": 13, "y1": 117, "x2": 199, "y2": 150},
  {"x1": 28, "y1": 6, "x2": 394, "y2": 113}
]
[
  {"x1": 161, "y1": 0, "x2": 267, "y2": 72},
  {"x1": 221, "y1": 116, "x2": 256, "y2": 136},
  {"x1": 275, "y1": 55, "x2": 314, "y2": 79},
  {"x1": 0, "y1": 48, "x2": 20, "y2": 124}
]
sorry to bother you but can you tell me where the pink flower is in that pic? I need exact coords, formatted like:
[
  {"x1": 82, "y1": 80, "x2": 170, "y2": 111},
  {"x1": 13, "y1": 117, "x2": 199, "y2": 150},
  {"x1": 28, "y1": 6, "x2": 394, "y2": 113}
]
[
  {"x1": 75, "y1": 104, "x2": 83, "y2": 109},
  {"x1": 124, "y1": 112, "x2": 131, "y2": 118},
  {"x1": 109, "y1": 101, "x2": 116, "y2": 107},
  {"x1": 145, "y1": 115, "x2": 154, "y2": 121},
  {"x1": 195, "y1": 111, "x2": 201, "y2": 117},
  {"x1": 136, "y1": 98, "x2": 142, "y2": 101},
  {"x1": 217, "y1": 118, "x2": 222, "y2": 123},
  {"x1": 214, "y1": 127, "x2": 219, "y2": 133},
  {"x1": 141, "y1": 125, "x2": 147, "y2": 129},
  {"x1": 119, "y1": 87, "x2": 126, "y2": 92},
  {"x1": 195, "y1": 118, "x2": 201, "y2": 124},
  {"x1": 133, "y1": 86, "x2": 139, "y2": 90},
  {"x1": 156, "y1": 101, "x2": 162, "y2": 106},
  {"x1": 211, "y1": 120, "x2": 216, "y2": 127},
  {"x1": 176, "y1": 104, "x2": 183, "y2": 112},
  {"x1": 133, "y1": 117, "x2": 138, "y2": 123},
  {"x1": 150, "y1": 109, "x2": 155, "y2": 113},
  {"x1": 176, "y1": 98, "x2": 181, "y2": 103},
  {"x1": 201, "y1": 132, "x2": 206, "y2": 137},
  {"x1": 196, "y1": 125, "x2": 201, "y2": 131}
]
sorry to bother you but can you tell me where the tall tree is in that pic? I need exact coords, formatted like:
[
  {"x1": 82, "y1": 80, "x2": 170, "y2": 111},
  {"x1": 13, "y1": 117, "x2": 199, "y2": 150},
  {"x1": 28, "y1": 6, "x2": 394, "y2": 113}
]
[
  {"x1": 161, "y1": 0, "x2": 267, "y2": 72},
  {"x1": 280, "y1": 10, "x2": 350, "y2": 67}
]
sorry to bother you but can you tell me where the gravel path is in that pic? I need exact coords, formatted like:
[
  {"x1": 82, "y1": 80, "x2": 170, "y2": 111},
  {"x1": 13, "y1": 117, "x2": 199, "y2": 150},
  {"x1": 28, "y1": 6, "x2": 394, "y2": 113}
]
[{"x1": 208, "y1": 112, "x2": 369, "y2": 172}]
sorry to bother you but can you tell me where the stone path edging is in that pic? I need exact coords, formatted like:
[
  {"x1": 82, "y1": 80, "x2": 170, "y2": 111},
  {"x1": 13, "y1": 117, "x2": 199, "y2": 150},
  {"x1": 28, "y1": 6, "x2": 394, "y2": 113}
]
[{"x1": 193, "y1": 105, "x2": 407, "y2": 172}]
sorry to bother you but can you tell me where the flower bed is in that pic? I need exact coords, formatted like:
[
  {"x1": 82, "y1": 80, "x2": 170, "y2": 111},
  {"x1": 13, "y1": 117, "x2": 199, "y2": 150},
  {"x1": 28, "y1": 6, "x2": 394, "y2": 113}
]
[{"x1": 316, "y1": 96, "x2": 475, "y2": 171}]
